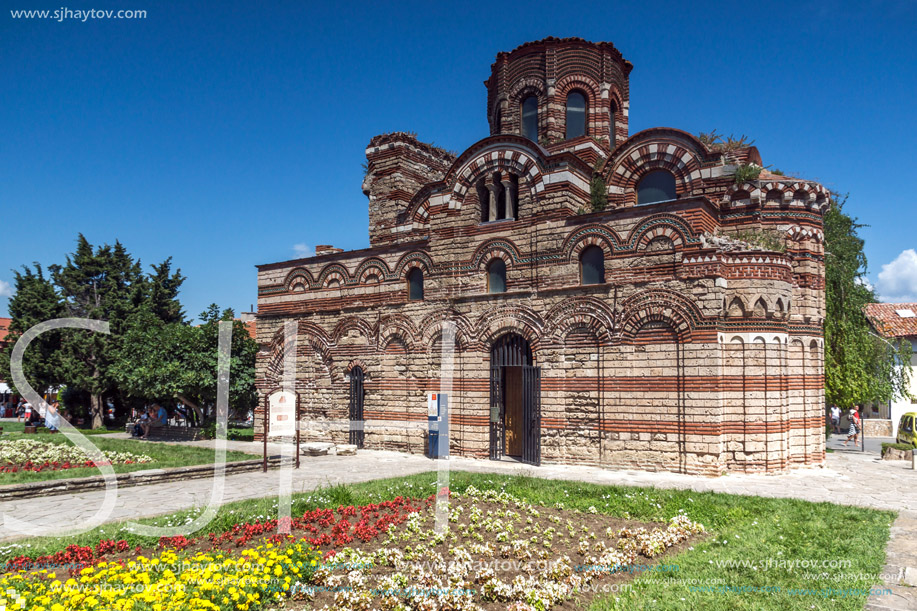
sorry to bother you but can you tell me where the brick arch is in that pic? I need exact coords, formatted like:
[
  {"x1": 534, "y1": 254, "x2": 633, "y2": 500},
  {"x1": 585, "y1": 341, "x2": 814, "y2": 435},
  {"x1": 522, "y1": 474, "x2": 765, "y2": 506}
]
[
  {"x1": 508, "y1": 77, "x2": 546, "y2": 103},
  {"x1": 603, "y1": 129, "x2": 708, "y2": 207},
  {"x1": 353, "y1": 257, "x2": 392, "y2": 283},
  {"x1": 786, "y1": 226, "x2": 825, "y2": 244},
  {"x1": 474, "y1": 304, "x2": 545, "y2": 353},
  {"x1": 544, "y1": 296, "x2": 616, "y2": 343},
  {"x1": 377, "y1": 314, "x2": 418, "y2": 350},
  {"x1": 555, "y1": 75, "x2": 601, "y2": 136},
  {"x1": 449, "y1": 145, "x2": 543, "y2": 215},
  {"x1": 472, "y1": 238, "x2": 523, "y2": 269},
  {"x1": 625, "y1": 214, "x2": 695, "y2": 251},
  {"x1": 419, "y1": 309, "x2": 473, "y2": 350},
  {"x1": 320, "y1": 271, "x2": 346, "y2": 289},
  {"x1": 284, "y1": 267, "x2": 315, "y2": 291},
  {"x1": 380, "y1": 333, "x2": 411, "y2": 354},
  {"x1": 723, "y1": 183, "x2": 763, "y2": 207},
  {"x1": 563, "y1": 224, "x2": 622, "y2": 262},
  {"x1": 274, "y1": 322, "x2": 336, "y2": 384},
  {"x1": 315, "y1": 263, "x2": 351, "y2": 287},
  {"x1": 555, "y1": 74, "x2": 601, "y2": 101},
  {"x1": 331, "y1": 316, "x2": 375, "y2": 345},
  {"x1": 619, "y1": 289, "x2": 702, "y2": 343},
  {"x1": 345, "y1": 358, "x2": 368, "y2": 373},
  {"x1": 393, "y1": 251, "x2": 434, "y2": 277}
]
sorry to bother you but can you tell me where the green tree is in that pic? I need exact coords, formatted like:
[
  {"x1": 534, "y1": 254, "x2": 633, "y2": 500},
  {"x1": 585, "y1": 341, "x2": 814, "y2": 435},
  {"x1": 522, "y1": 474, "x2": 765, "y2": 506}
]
[
  {"x1": 112, "y1": 304, "x2": 258, "y2": 424},
  {"x1": 589, "y1": 160, "x2": 608, "y2": 212},
  {"x1": 46, "y1": 235, "x2": 185, "y2": 427},
  {"x1": 824, "y1": 196, "x2": 912, "y2": 407},
  {"x1": 0, "y1": 264, "x2": 65, "y2": 396}
]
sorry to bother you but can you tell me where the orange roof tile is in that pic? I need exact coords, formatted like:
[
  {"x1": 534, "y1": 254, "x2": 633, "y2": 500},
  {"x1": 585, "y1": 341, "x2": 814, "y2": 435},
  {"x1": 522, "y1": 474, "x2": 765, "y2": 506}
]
[
  {"x1": 863, "y1": 303, "x2": 917, "y2": 338},
  {"x1": 0, "y1": 317, "x2": 10, "y2": 343}
]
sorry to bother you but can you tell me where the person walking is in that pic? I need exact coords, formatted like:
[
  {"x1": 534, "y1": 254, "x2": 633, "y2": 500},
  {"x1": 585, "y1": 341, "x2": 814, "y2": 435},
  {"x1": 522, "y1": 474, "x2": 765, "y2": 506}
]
[
  {"x1": 843, "y1": 406, "x2": 861, "y2": 446},
  {"x1": 830, "y1": 405, "x2": 842, "y2": 435}
]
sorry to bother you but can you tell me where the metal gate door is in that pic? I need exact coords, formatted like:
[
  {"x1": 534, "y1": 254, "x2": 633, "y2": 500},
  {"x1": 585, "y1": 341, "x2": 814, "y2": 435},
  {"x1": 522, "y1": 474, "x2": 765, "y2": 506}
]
[
  {"x1": 489, "y1": 365, "x2": 503, "y2": 460},
  {"x1": 522, "y1": 365, "x2": 541, "y2": 466},
  {"x1": 348, "y1": 366, "x2": 365, "y2": 448}
]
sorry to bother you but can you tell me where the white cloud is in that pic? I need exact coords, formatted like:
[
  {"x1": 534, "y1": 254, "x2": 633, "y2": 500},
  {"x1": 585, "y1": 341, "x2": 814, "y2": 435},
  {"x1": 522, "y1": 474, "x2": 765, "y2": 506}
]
[
  {"x1": 0, "y1": 279, "x2": 12, "y2": 298},
  {"x1": 855, "y1": 275, "x2": 874, "y2": 292},
  {"x1": 877, "y1": 249, "x2": 917, "y2": 302},
  {"x1": 293, "y1": 243, "x2": 312, "y2": 258}
]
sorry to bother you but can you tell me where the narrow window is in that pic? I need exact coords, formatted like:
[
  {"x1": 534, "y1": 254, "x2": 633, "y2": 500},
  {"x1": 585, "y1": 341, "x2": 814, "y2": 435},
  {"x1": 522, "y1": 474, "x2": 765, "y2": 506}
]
[
  {"x1": 580, "y1": 246, "x2": 605, "y2": 285},
  {"x1": 477, "y1": 180, "x2": 489, "y2": 223},
  {"x1": 407, "y1": 268, "x2": 424, "y2": 301},
  {"x1": 609, "y1": 100, "x2": 618, "y2": 143},
  {"x1": 487, "y1": 259, "x2": 506, "y2": 294},
  {"x1": 521, "y1": 96, "x2": 538, "y2": 141},
  {"x1": 637, "y1": 170, "x2": 676, "y2": 205},
  {"x1": 566, "y1": 91, "x2": 587, "y2": 139}
]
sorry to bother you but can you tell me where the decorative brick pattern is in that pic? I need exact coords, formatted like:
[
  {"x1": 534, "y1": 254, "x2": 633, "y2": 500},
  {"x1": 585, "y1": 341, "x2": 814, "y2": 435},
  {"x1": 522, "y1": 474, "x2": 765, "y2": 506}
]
[{"x1": 255, "y1": 38, "x2": 826, "y2": 475}]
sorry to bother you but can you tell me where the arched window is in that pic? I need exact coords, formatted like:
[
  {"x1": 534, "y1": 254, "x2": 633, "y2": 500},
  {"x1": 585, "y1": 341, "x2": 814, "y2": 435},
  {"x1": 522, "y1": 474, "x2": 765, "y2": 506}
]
[
  {"x1": 609, "y1": 99, "x2": 618, "y2": 142},
  {"x1": 521, "y1": 96, "x2": 538, "y2": 141},
  {"x1": 487, "y1": 259, "x2": 506, "y2": 293},
  {"x1": 494, "y1": 106, "x2": 502, "y2": 132},
  {"x1": 407, "y1": 268, "x2": 424, "y2": 301},
  {"x1": 477, "y1": 179, "x2": 490, "y2": 223},
  {"x1": 580, "y1": 246, "x2": 605, "y2": 285},
  {"x1": 637, "y1": 170, "x2": 676, "y2": 205},
  {"x1": 565, "y1": 91, "x2": 587, "y2": 139}
]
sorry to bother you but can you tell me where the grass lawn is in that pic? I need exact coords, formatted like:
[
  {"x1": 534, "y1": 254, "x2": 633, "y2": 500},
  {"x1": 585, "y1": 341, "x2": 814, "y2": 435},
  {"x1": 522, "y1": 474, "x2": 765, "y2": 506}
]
[
  {"x1": 0, "y1": 425, "x2": 254, "y2": 485},
  {"x1": 0, "y1": 471, "x2": 893, "y2": 610}
]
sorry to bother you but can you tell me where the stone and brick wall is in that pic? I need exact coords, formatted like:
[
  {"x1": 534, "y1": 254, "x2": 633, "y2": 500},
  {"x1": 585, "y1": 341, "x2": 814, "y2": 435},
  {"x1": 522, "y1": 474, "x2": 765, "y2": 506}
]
[{"x1": 254, "y1": 38, "x2": 827, "y2": 475}]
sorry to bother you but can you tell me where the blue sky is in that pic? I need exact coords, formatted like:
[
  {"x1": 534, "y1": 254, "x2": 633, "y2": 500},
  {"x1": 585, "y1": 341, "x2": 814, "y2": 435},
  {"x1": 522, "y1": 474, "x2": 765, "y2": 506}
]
[{"x1": 2, "y1": 0, "x2": 916, "y2": 320}]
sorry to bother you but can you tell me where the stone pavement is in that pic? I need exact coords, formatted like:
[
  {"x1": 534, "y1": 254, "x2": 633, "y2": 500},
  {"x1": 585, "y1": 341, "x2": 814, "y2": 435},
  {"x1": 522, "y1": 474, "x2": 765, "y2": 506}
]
[{"x1": 2, "y1": 440, "x2": 916, "y2": 607}]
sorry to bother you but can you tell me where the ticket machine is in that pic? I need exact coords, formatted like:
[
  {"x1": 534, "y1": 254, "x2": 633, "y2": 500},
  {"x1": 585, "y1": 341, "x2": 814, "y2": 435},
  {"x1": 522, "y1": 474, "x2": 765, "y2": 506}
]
[{"x1": 427, "y1": 392, "x2": 449, "y2": 459}]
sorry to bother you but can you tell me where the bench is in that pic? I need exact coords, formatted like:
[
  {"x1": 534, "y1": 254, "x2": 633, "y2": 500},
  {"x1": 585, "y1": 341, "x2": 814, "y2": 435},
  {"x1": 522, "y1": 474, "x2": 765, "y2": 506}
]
[{"x1": 125, "y1": 423, "x2": 205, "y2": 441}]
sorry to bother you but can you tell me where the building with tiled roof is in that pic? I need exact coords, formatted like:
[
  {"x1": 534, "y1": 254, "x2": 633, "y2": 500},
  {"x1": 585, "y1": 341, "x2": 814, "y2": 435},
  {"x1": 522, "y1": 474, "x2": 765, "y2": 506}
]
[
  {"x1": 864, "y1": 303, "x2": 917, "y2": 435},
  {"x1": 255, "y1": 38, "x2": 828, "y2": 474}
]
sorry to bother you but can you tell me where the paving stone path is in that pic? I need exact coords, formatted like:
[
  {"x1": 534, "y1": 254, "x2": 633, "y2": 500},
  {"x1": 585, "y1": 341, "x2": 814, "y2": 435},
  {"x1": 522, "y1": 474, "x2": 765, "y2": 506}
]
[{"x1": 1, "y1": 435, "x2": 914, "y2": 608}]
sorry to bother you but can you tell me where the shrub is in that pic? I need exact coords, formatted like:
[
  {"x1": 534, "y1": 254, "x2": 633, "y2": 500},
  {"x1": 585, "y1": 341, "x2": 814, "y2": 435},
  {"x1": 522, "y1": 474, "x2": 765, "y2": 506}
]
[
  {"x1": 882, "y1": 442, "x2": 915, "y2": 452},
  {"x1": 733, "y1": 164, "x2": 762, "y2": 185}
]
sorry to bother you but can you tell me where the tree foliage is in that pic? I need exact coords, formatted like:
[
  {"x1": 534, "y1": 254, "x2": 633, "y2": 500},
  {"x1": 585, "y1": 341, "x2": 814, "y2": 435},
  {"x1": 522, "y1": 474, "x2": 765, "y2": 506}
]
[
  {"x1": 824, "y1": 196, "x2": 912, "y2": 407},
  {"x1": 112, "y1": 305, "x2": 258, "y2": 424},
  {"x1": 0, "y1": 264, "x2": 65, "y2": 396},
  {"x1": 1, "y1": 234, "x2": 257, "y2": 428}
]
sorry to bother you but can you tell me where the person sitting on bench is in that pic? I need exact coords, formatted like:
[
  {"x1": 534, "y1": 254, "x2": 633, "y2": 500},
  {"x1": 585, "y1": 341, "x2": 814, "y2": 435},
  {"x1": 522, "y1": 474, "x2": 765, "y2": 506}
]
[{"x1": 140, "y1": 403, "x2": 169, "y2": 438}]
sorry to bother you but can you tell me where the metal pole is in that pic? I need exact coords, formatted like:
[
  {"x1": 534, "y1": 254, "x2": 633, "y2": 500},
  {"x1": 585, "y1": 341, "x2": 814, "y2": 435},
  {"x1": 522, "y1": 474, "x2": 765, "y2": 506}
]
[{"x1": 861, "y1": 408, "x2": 865, "y2": 453}]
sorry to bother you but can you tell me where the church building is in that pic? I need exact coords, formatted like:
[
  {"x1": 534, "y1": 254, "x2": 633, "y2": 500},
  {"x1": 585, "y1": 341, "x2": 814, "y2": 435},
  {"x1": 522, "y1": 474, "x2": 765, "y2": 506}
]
[{"x1": 255, "y1": 37, "x2": 827, "y2": 474}]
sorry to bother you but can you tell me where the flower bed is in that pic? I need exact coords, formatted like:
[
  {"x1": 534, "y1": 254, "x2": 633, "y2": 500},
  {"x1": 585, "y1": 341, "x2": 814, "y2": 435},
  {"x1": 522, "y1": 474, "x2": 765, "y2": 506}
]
[
  {"x1": 0, "y1": 487, "x2": 705, "y2": 610},
  {"x1": 302, "y1": 486, "x2": 705, "y2": 610},
  {"x1": 0, "y1": 439, "x2": 154, "y2": 473}
]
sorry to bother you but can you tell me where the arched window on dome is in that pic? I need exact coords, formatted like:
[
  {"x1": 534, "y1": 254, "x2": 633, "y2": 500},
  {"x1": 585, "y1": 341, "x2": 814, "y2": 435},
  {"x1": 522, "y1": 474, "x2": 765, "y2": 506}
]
[
  {"x1": 579, "y1": 246, "x2": 605, "y2": 286},
  {"x1": 521, "y1": 96, "x2": 538, "y2": 142},
  {"x1": 407, "y1": 268, "x2": 424, "y2": 301},
  {"x1": 609, "y1": 99, "x2": 618, "y2": 143},
  {"x1": 565, "y1": 91, "x2": 587, "y2": 139},
  {"x1": 487, "y1": 259, "x2": 507, "y2": 294},
  {"x1": 637, "y1": 170, "x2": 677, "y2": 205}
]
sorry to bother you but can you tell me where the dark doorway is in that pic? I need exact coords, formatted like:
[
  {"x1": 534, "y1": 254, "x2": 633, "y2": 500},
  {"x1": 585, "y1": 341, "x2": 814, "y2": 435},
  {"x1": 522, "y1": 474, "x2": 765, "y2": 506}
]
[
  {"x1": 489, "y1": 334, "x2": 541, "y2": 465},
  {"x1": 348, "y1": 366, "x2": 365, "y2": 448}
]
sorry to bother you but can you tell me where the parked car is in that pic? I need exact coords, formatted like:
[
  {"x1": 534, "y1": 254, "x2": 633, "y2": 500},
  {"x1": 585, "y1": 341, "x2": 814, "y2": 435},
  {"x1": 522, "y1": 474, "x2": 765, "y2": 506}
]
[{"x1": 896, "y1": 412, "x2": 917, "y2": 447}]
